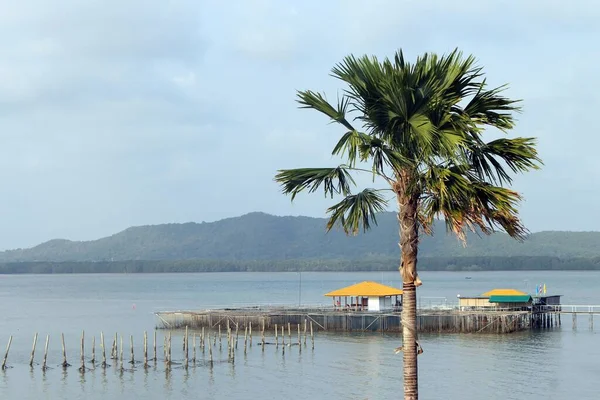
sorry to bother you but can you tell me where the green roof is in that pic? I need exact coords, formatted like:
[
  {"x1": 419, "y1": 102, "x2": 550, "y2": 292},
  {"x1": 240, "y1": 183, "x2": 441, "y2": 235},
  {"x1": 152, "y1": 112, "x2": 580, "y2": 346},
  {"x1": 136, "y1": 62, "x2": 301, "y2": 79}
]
[{"x1": 489, "y1": 295, "x2": 532, "y2": 303}]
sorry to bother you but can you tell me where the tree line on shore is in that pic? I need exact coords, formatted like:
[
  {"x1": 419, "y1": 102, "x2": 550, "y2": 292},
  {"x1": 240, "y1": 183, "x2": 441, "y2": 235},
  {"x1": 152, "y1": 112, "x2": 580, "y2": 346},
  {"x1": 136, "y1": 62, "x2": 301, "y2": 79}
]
[{"x1": 1, "y1": 256, "x2": 599, "y2": 274}]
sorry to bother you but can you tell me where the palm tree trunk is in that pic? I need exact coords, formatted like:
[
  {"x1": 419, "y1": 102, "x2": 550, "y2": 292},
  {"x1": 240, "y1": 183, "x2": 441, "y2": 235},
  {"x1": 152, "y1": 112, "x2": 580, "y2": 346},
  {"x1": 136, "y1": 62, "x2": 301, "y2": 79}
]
[{"x1": 398, "y1": 193, "x2": 419, "y2": 400}]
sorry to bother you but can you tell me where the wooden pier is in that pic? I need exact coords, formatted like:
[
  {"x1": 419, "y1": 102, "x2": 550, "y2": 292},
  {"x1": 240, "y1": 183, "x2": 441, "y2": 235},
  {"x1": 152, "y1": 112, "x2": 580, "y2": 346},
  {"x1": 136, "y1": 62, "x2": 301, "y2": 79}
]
[{"x1": 155, "y1": 307, "x2": 540, "y2": 334}]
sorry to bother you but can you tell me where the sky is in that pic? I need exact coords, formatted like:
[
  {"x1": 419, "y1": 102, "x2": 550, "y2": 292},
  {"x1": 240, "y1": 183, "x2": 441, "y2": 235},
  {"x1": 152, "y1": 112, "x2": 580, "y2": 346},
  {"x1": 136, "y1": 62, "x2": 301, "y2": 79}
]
[{"x1": 0, "y1": 0, "x2": 598, "y2": 250}]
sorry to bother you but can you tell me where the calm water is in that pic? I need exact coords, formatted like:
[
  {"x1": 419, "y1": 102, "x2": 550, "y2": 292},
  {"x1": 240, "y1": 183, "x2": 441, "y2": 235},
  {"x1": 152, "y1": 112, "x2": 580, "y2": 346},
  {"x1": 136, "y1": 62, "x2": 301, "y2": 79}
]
[{"x1": 0, "y1": 271, "x2": 599, "y2": 399}]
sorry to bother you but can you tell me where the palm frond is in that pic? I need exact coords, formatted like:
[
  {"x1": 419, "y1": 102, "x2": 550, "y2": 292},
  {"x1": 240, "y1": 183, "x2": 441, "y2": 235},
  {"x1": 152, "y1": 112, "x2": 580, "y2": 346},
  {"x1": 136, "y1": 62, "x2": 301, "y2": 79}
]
[
  {"x1": 326, "y1": 189, "x2": 389, "y2": 235},
  {"x1": 466, "y1": 137, "x2": 542, "y2": 184},
  {"x1": 420, "y1": 165, "x2": 528, "y2": 241},
  {"x1": 275, "y1": 166, "x2": 355, "y2": 201},
  {"x1": 296, "y1": 90, "x2": 355, "y2": 131}
]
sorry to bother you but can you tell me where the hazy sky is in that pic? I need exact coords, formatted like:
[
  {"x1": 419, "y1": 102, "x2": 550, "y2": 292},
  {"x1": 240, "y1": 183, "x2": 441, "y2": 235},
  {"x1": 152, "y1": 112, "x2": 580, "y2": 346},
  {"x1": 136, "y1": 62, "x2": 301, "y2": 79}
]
[{"x1": 0, "y1": 0, "x2": 598, "y2": 250}]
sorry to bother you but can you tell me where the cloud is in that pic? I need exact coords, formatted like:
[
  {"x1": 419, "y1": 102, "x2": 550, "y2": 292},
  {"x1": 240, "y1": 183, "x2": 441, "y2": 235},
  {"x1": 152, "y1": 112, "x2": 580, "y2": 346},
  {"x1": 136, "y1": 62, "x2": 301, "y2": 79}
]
[{"x1": 0, "y1": 0, "x2": 597, "y2": 249}]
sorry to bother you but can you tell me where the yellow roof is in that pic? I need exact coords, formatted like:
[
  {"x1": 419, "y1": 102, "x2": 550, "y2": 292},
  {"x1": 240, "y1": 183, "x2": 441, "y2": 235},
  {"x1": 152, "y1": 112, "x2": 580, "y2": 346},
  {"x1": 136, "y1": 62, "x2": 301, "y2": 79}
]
[
  {"x1": 325, "y1": 281, "x2": 403, "y2": 297},
  {"x1": 481, "y1": 288, "x2": 527, "y2": 297}
]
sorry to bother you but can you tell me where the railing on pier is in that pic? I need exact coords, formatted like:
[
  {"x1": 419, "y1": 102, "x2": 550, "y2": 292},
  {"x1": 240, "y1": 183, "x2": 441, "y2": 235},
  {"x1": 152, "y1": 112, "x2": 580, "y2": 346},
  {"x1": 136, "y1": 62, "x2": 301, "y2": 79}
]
[{"x1": 545, "y1": 305, "x2": 600, "y2": 314}]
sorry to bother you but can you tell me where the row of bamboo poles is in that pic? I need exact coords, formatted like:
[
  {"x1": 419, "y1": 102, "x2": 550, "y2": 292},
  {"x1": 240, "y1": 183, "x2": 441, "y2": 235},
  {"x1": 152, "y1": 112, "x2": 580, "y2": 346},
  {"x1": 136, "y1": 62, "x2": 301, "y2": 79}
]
[{"x1": 1, "y1": 321, "x2": 315, "y2": 371}]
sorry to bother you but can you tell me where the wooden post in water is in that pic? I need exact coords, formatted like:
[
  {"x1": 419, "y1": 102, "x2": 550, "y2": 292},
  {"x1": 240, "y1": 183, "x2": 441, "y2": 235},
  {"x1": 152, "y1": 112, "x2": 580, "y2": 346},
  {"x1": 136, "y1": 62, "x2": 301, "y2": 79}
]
[
  {"x1": 261, "y1": 321, "x2": 265, "y2": 351},
  {"x1": 201, "y1": 327, "x2": 205, "y2": 351},
  {"x1": 112, "y1": 333, "x2": 118, "y2": 359},
  {"x1": 230, "y1": 335, "x2": 235, "y2": 363},
  {"x1": 80, "y1": 330, "x2": 86, "y2": 372},
  {"x1": 219, "y1": 325, "x2": 222, "y2": 350},
  {"x1": 590, "y1": 314, "x2": 594, "y2": 330},
  {"x1": 61, "y1": 333, "x2": 68, "y2": 368},
  {"x1": 192, "y1": 333, "x2": 196, "y2": 363},
  {"x1": 119, "y1": 335, "x2": 124, "y2": 370},
  {"x1": 29, "y1": 332, "x2": 38, "y2": 367},
  {"x1": 129, "y1": 335, "x2": 135, "y2": 365},
  {"x1": 208, "y1": 332, "x2": 213, "y2": 365},
  {"x1": 101, "y1": 332, "x2": 107, "y2": 368},
  {"x1": 249, "y1": 322, "x2": 252, "y2": 346},
  {"x1": 310, "y1": 321, "x2": 314, "y2": 350},
  {"x1": 275, "y1": 324, "x2": 279, "y2": 347},
  {"x1": 288, "y1": 323, "x2": 291, "y2": 342},
  {"x1": 304, "y1": 318, "x2": 307, "y2": 346},
  {"x1": 42, "y1": 335, "x2": 49, "y2": 370},
  {"x1": 153, "y1": 331, "x2": 157, "y2": 362},
  {"x1": 244, "y1": 326, "x2": 248, "y2": 354},
  {"x1": 297, "y1": 324, "x2": 301, "y2": 352},
  {"x1": 91, "y1": 336, "x2": 96, "y2": 367},
  {"x1": 143, "y1": 331, "x2": 148, "y2": 368},
  {"x1": 167, "y1": 332, "x2": 172, "y2": 366},
  {"x1": 235, "y1": 325, "x2": 239, "y2": 349},
  {"x1": 573, "y1": 314, "x2": 577, "y2": 330},
  {"x1": 163, "y1": 336, "x2": 167, "y2": 361},
  {"x1": 1, "y1": 336, "x2": 12, "y2": 370},
  {"x1": 281, "y1": 326, "x2": 285, "y2": 355},
  {"x1": 184, "y1": 327, "x2": 189, "y2": 369}
]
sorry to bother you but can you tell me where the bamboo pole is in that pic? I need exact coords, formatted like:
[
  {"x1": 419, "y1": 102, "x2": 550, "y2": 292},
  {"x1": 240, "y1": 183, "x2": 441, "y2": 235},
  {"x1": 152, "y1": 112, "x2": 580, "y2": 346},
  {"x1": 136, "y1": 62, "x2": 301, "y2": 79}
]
[
  {"x1": 119, "y1": 335, "x2": 124, "y2": 370},
  {"x1": 192, "y1": 333, "x2": 196, "y2": 363},
  {"x1": 112, "y1": 333, "x2": 117, "y2": 359},
  {"x1": 1, "y1": 336, "x2": 12, "y2": 370},
  {"x1": 288, "y1": 323, "x2": 291, "y2": 342},
  {"x1": 275, "y1": 324, "x2": 278, "y2": 347},
  {"x1": 163, "y1": 336, "x2": 167, "y2": 361},
  {"x1": 130, "y1": 335, "x2": 134, "y2": 365},
  {"x1": 282, "y1": 325, "x2": 285, "y2": 346},
  {"x1": 90, "y1": 336, "x2": 96, "y2": 368},
  {"x1": 219, "y1": 325, "x2": 222, "y2": 349},
  {"x1": 310, "y1": 321, "x2": 314, "y2": 349},
  {"x1": 168, "y1": 332, "x2": 172, "y2": 366},
  {"x1": 201, "y1": 327, "x2": 205, "y2": 350},
  {"x1": 208, "y1": 334, "x2": 213, "y2": 365},
  {"x1": 235, "y1": 325, "x2": 239, "y2": 349},
  {"x1": 101, "y1": 332, "x2": 107, "y2": 368},
  {"x1": 244, "y1": 326, "x2": 248, "y2": 354},
  {"x1": 297, "y1": 324, "x2": 301, "y2": 352},
  {"x1": 42, "y1": 335, "x2": 49, "y2": 370},
  {"x1": 230, "y1": 335, "x2": 235, "y2": 363},
  {"x1": 249, "y1": 322, "x2": 252, "y2": 346},
  {"x1": 29, "y1": 332, "x2": 38, "y2": 367},
  {"x1": 153, "y1": 331, "x2": 157, "y2": 362},
  {"x1": 304, "y1": 318, "x2": 307, "y2": 346},
  {"x1": 61, "y1": 333, "x2": 68, "y2": 368},
  {"x1": 144, "y1": 331, "x2": 148, "y2": 368},
  {"x1": 261, "y1": 322, "x2": 265, "y2": 351},
  {"x1": 80, "y1": 330, "x2": 85, "y2": 372},
  {"x1": 184, "y1": 327, "x2": 189, "y2": 369}
]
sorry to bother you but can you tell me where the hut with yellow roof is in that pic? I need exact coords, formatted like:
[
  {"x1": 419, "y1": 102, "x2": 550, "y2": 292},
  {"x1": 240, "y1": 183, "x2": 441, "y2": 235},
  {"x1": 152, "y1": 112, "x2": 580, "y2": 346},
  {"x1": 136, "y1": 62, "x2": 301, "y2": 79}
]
[
  {"x1": 324, "y1": 281, "x2": 403, "y2": 312},
  {"x1": 458, "y1": 288, "x2": 533, "y2": 310}
]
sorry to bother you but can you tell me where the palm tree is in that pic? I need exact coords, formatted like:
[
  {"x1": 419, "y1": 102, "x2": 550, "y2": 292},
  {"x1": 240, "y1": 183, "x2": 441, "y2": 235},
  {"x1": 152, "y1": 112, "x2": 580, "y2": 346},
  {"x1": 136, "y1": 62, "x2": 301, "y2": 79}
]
[{"x1": 274, "y1": 48, "x2": 541, "y2": 400}]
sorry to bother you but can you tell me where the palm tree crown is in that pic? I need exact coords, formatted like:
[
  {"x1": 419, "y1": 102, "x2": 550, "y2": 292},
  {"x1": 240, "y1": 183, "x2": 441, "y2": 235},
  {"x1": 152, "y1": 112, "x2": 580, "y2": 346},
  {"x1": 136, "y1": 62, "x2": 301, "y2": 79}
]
[{"x1": 275, "y1": 49, "x2": 541, "y2": 240}]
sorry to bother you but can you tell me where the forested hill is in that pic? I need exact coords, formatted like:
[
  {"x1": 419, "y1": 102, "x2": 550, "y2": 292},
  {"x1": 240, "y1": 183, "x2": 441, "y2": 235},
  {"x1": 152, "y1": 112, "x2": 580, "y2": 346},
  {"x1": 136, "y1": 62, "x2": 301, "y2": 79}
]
[{"x1": 0, "y1": 212, "x2": 599, "y2": 262}]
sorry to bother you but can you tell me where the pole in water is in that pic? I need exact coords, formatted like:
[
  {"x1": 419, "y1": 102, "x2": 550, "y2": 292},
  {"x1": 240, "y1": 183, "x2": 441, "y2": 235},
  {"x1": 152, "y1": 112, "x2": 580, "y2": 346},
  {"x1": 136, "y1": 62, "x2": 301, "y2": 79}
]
[
  {"x1": 219, "y1": 325, "x2": 222, "y2": 349},
  {"x1": 61, "y1": 333, "x2": 69, "y2": 369},
  {"x1": 144, "y1": 331, "x2": 148, "y2": 368},
  {"x1": 119, "y1": 335, "x2": 124, "y2": 371},
  {"x1": 42, "y1": 335, "x2": 49, "y2": 370},
  {"x1": 29, "y1": 332, "x2": 38, "y2": 367},
  {"x1": 184, "y1": 327, "x2": 189, "y2": 369},
  {"x1": 2, "y1": 335, "x2": 13, "y2": 370},
  {"x1": 130, "y1": 335, "x2": 134, "y2": 365},
  {"x1": 310, "y1": 321, "x2": 314, "y2": 350},
  {"x1": 101, "y1": 332, "x2": 107, "y2": 368},
  {"x1": 282, "y1": 325, "x2": 285, "y2": 346},
  {"x1": 249, "y1": 322, "x2": 252, "y2": 346},
  {"x1": 91, "y1": 336, "x2": 96, "y2": 367},
  {"x1": 304, "y1": 318, "x2": 307, "y2": 346},
  {"x1": 153, "y1": 330, "x2": 157, "y2": 362},
  {"x1": 192, "y1": 333, "x2": 196, "y2": 363},
  {"x1": 288, "y1": 323, "x2": 291, "y2": 342},
  {"x1": 80, "y1": 330, "x2": 85, "y2": 372},
  {"x1": 275, "y1": 324, "x2": 279, "y2": 347},
  {"x1": 209, "y1": 336, "x2": 213, "y2": 365}
]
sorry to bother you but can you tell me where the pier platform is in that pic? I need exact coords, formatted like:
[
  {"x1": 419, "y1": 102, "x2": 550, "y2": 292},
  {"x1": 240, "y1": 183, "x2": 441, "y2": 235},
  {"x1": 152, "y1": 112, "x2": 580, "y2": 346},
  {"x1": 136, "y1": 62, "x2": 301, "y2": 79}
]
[{"x1": 155, "y1": 306, "x2": 544, "y2": 334}]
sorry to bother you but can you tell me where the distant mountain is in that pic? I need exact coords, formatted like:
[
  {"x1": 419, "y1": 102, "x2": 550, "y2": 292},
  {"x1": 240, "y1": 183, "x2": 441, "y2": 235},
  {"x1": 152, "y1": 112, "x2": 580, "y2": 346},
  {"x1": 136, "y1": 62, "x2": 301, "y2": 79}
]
[{"x1": 0, "y1": 212, "x2": 599, "y2": 262}]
